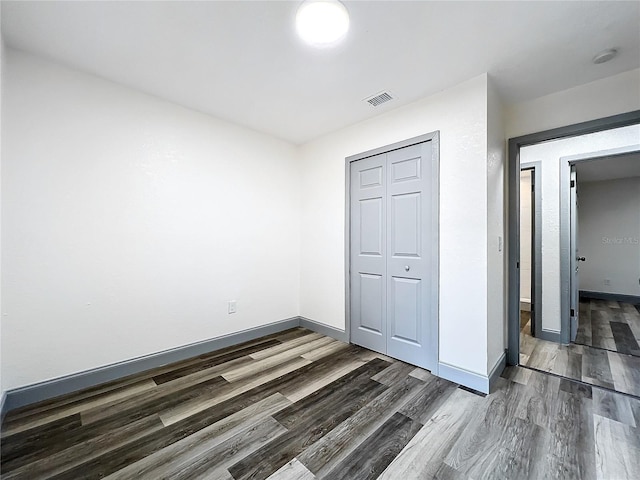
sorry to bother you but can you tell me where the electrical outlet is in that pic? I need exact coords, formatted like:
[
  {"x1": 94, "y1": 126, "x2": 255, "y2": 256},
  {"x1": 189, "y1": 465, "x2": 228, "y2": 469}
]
[
  {"x1": 604, "y1": 279, "x2": 611, "y2": 286},
  {"x1": 228, "y1": 300, "x2": 237, "y2": 314}
]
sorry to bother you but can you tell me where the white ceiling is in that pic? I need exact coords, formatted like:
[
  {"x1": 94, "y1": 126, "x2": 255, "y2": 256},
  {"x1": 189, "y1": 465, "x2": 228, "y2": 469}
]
[
  {"x1": 2, "y1": 1, "x2": 639, "y2": 144},
  {"x1": 576, "y1": 151, "x2": 640, "y2": 182}
]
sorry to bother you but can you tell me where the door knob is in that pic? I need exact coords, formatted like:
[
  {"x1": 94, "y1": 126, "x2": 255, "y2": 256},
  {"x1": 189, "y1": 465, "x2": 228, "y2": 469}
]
[
  {"x1": 577, "y1": 256, "x2": 586, "y2": 262},
  {"x1": 405, "y1": 266, "x2": 410, "y2": 272}
]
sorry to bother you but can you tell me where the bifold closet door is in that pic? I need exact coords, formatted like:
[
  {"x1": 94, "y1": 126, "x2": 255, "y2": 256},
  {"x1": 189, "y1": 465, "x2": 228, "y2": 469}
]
[
  {"x1": 350, "y1": 153, "x2": 387, "y2": 354},
  {"x1": 350, "y1": 141, "x2": 434, "y2": 370},
  {"x1": 385, "y1": 142, "x2": 433, "y2": 368}
]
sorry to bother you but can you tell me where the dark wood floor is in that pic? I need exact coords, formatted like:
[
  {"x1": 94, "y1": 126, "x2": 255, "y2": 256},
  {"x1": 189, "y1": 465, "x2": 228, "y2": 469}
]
[
  {"x1": 521, "y1": 310, "x2": 640, "y2": 398},
  {"x1": 575, "y1": 299, "x2": 640, "y2": 356},
  {"x1": 2, "y1": 328, "x2": 639, "y2": 479}
]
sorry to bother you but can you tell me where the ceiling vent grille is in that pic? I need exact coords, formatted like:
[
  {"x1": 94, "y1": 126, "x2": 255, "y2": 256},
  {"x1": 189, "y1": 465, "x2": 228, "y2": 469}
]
[{"x1": 365, "y1": 91, "x2": 394, "y2": 107}]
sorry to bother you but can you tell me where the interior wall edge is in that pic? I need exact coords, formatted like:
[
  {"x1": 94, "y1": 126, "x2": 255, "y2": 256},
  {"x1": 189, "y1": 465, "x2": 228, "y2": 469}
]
[
  {"x1": 486, "y1": 75, "x2": 507, "y2": 373},
  {"x1": 299, "y1": 316, "x2": 348, "y2": 343},
  {"x1": 488, "y1": 351, "x2": 507, "y2": 394}
]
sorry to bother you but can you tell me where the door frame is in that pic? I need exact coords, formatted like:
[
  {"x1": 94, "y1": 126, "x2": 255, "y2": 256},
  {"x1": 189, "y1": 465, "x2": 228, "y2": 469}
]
[
  {"x1": 507, "y1": 110, "x2": 640, "y2": 366},
  {"x1": 519, "y1": 162, "x2": 544, "y2": 341},
  {"x1": 344, "y1": 131, "x2": 440, "y2": 373},
  {"x1": 559, "y1": 144, "x2": 640, "y2": 344}
]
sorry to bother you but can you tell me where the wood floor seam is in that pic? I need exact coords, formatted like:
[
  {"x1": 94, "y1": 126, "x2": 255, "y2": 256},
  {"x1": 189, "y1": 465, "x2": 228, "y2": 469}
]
[{"x1": 521, "y1": 364, "x2": 640, "y2": 401}]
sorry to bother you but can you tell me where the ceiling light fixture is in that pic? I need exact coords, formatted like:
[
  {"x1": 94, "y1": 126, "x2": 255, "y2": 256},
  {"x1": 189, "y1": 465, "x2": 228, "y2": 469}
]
[
  {"x1": 296, "y1": 0, "x2": 350, "y2": 47},
  {"x1": 592, "y1": 48, "x2": 618, "y2": 64}
]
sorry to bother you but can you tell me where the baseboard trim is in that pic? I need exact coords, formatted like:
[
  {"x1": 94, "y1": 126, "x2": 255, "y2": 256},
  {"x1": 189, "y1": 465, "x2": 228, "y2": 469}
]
[
  {"x1": 536, "y1": 328, "x2": 561, "y2": 343},
  {"x1": 579, "y1": 290, "x2": 640, "y2": 304},
  {"x1": 5, "y1": 315, "x2": 489, "y2": 417},
  {"x1": 520, "y1": 301, "x2": 531, "y2": 312},
  {"x1": 437, "y1": 362, "x2": 490, "y2": 394},
  {"x1": 489, "y1": 352, "x2": 507, "y2": 393},
  {"x1": 298, "y1": 317, "x2": 349, "y2": 343},
  {"x1": 2, "y1": 317, "x2": 300, "y2": 414},
  {"x1": 0, "y1": 391, "x2": 7, "y2": 428}
]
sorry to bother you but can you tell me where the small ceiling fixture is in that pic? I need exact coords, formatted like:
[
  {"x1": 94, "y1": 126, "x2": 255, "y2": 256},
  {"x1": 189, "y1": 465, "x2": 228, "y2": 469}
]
[
  {"x1": 592, "y1": 48, "x2": 618, "y2": 64},
  {"x1": 296, "y1": 0, "x2": 350, "y2": 47},
  {"x1": 365, "y1": 91, "x2": 394, "y2": 107}
]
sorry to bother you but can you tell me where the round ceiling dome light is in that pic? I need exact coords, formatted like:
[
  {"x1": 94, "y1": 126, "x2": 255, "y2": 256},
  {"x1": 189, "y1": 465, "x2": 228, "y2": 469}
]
[
  {"x1": 296, "y1": 0, "x2": 350, "y2": 47},
  {"x1": 592, "y1": 48, "x2": 618, "y2": 64}
]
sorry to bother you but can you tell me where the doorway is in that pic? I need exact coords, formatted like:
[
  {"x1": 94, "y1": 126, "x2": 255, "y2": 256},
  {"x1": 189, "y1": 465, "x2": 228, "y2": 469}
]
[
  {"x1": 519, "y1": 163, "x2": 543, "y2": 341},
  {"x1": 346, "y1": 132, "x2": 439, "y2": 372},
  {"x1": 508, "y1": 110, "x2": 640, "y2": 398},
  {"x1": 520, "y1": 169, "x2": 534, "y2": 335},
  {"x1": 560, "y1": 146, "x2": 640, "y2": 353}
]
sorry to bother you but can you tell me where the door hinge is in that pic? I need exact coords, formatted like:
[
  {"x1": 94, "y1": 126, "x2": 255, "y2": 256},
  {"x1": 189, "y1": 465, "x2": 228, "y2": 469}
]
[
  {"x1": 570, "y1": 308, "x2": 575, "y2": 317},
  {"x1": 570, "y1": 180, "x2": 575, "y2": 188}
]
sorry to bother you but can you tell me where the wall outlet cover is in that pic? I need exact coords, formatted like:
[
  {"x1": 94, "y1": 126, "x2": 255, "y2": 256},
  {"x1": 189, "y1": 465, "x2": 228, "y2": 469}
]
[{"x1": 228, "y1": 300, "x2": 237, "y2": 314}]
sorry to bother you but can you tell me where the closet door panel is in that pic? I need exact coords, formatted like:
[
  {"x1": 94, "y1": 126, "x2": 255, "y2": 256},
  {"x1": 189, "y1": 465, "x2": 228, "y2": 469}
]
[
  {"x1": 350, "y1": 154, "x2": 387, "y2": 354},
  {"x1": 386, "y1": 142, "x2": 434, "y2": 369}
]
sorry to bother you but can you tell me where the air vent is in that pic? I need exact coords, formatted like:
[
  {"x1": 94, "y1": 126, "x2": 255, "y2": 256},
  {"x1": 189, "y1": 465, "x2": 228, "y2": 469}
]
[{"x1": 365, "y1": 91, "x2": 394, "y2": 107}]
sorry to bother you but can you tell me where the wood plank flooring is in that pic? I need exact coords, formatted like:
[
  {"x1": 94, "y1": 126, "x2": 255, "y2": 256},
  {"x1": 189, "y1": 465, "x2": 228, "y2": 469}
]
[
  {"x1": 575, "y1": 299, "x2": 640, "y2": 356},
  {"x1": 521, "y1": 311, "x2": 640, "y2": 398},
  {"x1": 2, "y1": 327, "x2": 639, "y2": 479}
]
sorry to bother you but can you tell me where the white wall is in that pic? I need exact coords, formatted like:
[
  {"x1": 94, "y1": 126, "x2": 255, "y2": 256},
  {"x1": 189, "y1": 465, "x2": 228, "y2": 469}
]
[
  {"x1": 4, "y1": 44, "x2": 636, "y2": 396},
  {"x1": 505, "y1": 69, "x2": 640, "y2": 139},
  {"x1": 0, "y1": 9, "x2": 4, "y2": 400},
  {"x1": 300, "y1": 74, "x2": 491, "y2": 376},
  {"x1": 1, "y1": 50, "x2": 301, "y2": 391},
  {"x1": 486, "y1": 79, "x2": 505, "y2": 372},
  {"x1": 520, "y1": 125, "x2": 640, "y2": 332},
  {"x1": 578, "y1": 177, "x2": 640, "y2": 296},
  {"x1": 519, "y1": 171, "x2": 532, "y2": 304}
]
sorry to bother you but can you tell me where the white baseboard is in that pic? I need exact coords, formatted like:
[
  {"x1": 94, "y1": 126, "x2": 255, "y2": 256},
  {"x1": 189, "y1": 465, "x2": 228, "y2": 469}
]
[
  {"x1": 520, "y1": 300, "x2": 531, "y2": 312},
  {"x1": 438, "y1": 352, "x2": 506, "y2": 395}
]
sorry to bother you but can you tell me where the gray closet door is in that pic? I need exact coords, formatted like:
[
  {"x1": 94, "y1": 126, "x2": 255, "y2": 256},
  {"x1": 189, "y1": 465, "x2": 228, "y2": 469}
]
[
  {"x1": 350, "y1": 141, "x2": 434, "y2": 370},
  {"x1": 350, "y1": 153, "x2": 387, "y2": 354},
  {"x1": 386, "y1": 142, "x2": 433, "y2": 368}
]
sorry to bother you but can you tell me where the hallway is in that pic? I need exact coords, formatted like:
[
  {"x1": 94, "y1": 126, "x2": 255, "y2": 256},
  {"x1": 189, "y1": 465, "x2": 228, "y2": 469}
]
[
  {"x1": 520, "y1": 303, "x2": 640, "y2": 398},
  {"x1": 575, "y1": 299, "x2": 640, "y2": 356}
]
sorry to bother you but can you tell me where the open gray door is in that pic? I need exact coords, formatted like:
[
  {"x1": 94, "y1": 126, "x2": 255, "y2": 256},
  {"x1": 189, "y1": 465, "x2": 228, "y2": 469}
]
[
  {"x1": 529, "y1": 169, "x2": 536, "y2": 337},
  {"x1": 570, "y1": 166, "x2": 583, "y2": 343}
]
